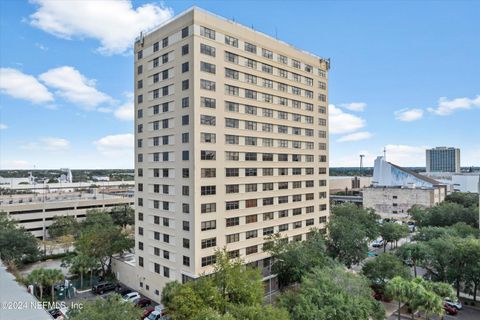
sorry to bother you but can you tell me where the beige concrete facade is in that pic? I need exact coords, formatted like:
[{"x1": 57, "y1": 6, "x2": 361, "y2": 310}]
[
  {"x1": 329, "y1": 176, "x2": 372, "y2": 193},
  {"x1": 363, "y1": 186, "x2": 445, "y2": 219},
  {"x1": 134, "y1": 7, "x2": 329, "y2": 301}
]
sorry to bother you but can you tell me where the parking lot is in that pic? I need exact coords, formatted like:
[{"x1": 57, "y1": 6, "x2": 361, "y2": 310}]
[{"x1": 388, "y1": 305, "x2": 480, "y2": 320}]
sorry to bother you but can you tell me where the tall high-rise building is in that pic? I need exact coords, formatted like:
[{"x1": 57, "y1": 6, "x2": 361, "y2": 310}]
[
  {"x1": 134, "y1": 7, "x2": 330, "y2": 300},
  {"x1": 426, "y1": 147, "x2": 461, "y2": 173}
]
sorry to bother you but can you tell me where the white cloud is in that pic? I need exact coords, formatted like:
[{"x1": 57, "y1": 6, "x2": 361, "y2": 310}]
[
  {"x1": 340, "y1": 102, "x2": 367, "y2": 112},
  {"x1": 329, "y1": 104, "x2": 366, "y2": 134},
  {"x1": 330, "y1": 150, "x2": 376, "y2": 167},
  {"x1": 337, "y1": 131, "x2": 373, "y2": 142},
  {"x1": 21, "y1": 137, "x2": 70, "y2": 151},
  {"x1": 0, "y1": 68, "x2": 53, "y2": 103},
  {"x1": 427, "y1": 95, "x2": 480, "y2": 116},
  {"x1": 383, "y1": 144, "x2": 428, "y2": 167},
  {"x1": 0, "y1": 123, "x2": 7, "y2": 130},
  {"x1": 39, "y1": 66, "x2": 112, "y2": 109},
  {"x1": 113, "y1": 93, "x2": 134, "y2": 121},
  {"x1": 0, "y1": 160, "x2": 31, "y2": 169},
  {"x1": 30, "y1": 0, "x2": 173, "y2": 55},
  {"x1": 94, "y1": 133, "x2": 134, "y2": 156},
  {"x1": 394, "y1": 108, "x2": 424, "y2": 122}
]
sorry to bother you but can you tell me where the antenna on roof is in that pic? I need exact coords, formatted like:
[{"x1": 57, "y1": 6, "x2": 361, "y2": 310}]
[
  {"x1": 383, "y1": 147, "x2": 387, "y2": 160},
  {"x1": 275, "y1": 27, "x2": 278, "y2": 39}
]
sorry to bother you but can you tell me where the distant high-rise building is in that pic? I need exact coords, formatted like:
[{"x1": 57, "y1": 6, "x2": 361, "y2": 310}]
[
  {"x1": 133, "y1": 7, "x2": 330, "y2": 300},
  {"x1": 426, "y1": 147, "x2": 460, "y2": 173}
]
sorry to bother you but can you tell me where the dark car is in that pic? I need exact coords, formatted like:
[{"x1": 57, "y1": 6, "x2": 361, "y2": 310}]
[
  {"x1": 444, "y1": 303, "x2": 458, "y2": 315},
  {"x1": 92, "y1": 282, "x2": 117, "y2": 294},
  {"x1": 115, "y1": 285, "x2": 133, "y2": 296},
  {"x1": 135, "y1": 297, "x2": 152, "y2": 308}
]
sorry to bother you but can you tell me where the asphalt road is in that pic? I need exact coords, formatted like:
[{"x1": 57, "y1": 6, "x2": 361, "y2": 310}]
[{"x1": 388, "y1": 306, "x2": 480, "y2": 320}]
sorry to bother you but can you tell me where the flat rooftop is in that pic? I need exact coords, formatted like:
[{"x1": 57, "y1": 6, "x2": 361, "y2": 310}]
[
  {"x1": 0, "y1": 262, "x2": 53, "y2": 320},
  {"x1": 0, "y1": 191, "x2": 133, "y2": 206}
]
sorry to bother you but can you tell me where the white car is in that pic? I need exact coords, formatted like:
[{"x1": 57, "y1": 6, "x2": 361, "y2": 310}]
[
  {"x1": 371, "y1": 239, "x2": 384, "y2": 248},
  {"x1": 123, "y1": 291, "x2": 140, "y2": 303},
  {"x1": 444, "y1": 298, "x2": 462, "y2": 310}
]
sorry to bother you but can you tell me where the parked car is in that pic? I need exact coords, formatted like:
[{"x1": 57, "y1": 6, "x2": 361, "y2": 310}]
[
  {"x1": 142, "y1": 306, "x2": 155, "y2": 319},
  {"x1": 444, "y1": 298, "x2": 462, "y2": 310},
  {"x1": 123, "y1": 291, "x2": 141, "y2": 303},
  {"x1": 367, "y1": 251, "x2": 378, "y2": 257},
  {"x1": 135, "y1": 297, "x2": 152, "y2": 308},
  {"x1": 145, "y1": 311, "x2": 163, "y2": 320},
  {"x1": 444, "y1": 303, "x2": 458, "y2": 315},
  {"x1": 92, "y1": 282, "x2": 117, "y2": 295},
  {"x1": 371, "y1": 239, "x2": 384, "y2": 248},
  {"x1": 115, "y1": 285, "x2": 132, "y2": 296},
  {"x1": 406, "y1": 221, "x2": 416, "y2": 232}
]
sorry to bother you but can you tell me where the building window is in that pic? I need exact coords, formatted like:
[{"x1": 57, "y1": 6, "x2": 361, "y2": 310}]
[
  {"x1": 201, "y1": 185, "x2": 216, "y2": 195},
  {"x1": 201, "y1": 203, "x2": 216, "y2": 213},
  {"x1": 225, "y1": 35, "x2": 238, "y2": 47},
  {"x1": 201, "y1": 168, "x2": 216, "y2": 178},
  {"x1": 182, "y1": 44, "x2": 189, "y2": 55},
  {"x1": 182, "y1": 115, "x2": 189, "y2": 125},
  {"x1": 201, "y1": 255, "x2": 216, "y2": 267},
  {"x1": 182, "y1": 80, "x2": 189, "y2": 90},
  {"x1": 246, "y1": 230, "x2": 258, "y2": 239},
  {"x1": 226, "y1": 217, "x2": 239, "y2": 227},
  {"x1": 245, "y1": 245, "x2": 258, "y2": 255},
  {"x1": 201, "y1": 150, "x2": 216, "y2": 160},
  {"x1": 201, "y1": 97, "x2": 216, "y2": 109},
  {"x1": 201, "y1": 62, "x2": 216, "y2": 74},
  {"x1": 201, "y1": 237, "x2": 217, "y2": 249},
  {"x1": 201, "y1": 79, "x2": 216, "y2": 91},
  {"x1": 226, "y1": 233, "x2": 239, "y2": 243},
  {"x1": 200, "y1": 26, "x2": 215, "y2": 39},
  {"x1": 200, "y1": 115, "x2": 216, "y2": 126},
  {"x1": 183, "y1": 238, "x2": 190, "y2": 249},
  {"x1": 245, "y1": 42, "x2": 257, "y2": 54},
  {"x1": 182, "y1": 26, "x2": 189, "y2": 38},
  {"x1": 201, "y1": 132, "x2": 216, "y2": 143},
  {"x1": 183, "y1": 256, "x2": 190, "y2": 266},
  {"x1": 200, "y1": 43, "x2": 216, "y2": 57},
  {"x1": 245, "y1": 214, "x2": 258, "y2": 223},
  {"x1": 226, "y1": 201, "x2": 239, "y2": 211},
  {"x1": 201, "y1": 220, "x2": 216, "y2": 231}
]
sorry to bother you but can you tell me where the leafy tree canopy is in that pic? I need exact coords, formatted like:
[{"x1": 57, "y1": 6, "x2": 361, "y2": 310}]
[
  {"x1": 278, "y1": 266, "x2": 385, "y2": 320},
  {"x1": 0, "y1": 213, "x2": 39, "y2": 265},
  {"x1": 68, "y1": 293, "x2": 142, "y2": 320}
]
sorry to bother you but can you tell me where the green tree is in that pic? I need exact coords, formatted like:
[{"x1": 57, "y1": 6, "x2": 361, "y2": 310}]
[
  {"x1": 68, "y1": 293, "x2": 142, "y2": 320},
  {"x1": 63, "y1": 253, "x2": 99, "y2": 289},
  {"x1": 380, "y1": 222, "x2": 409, "y2": 252},
  {"x1": 396, "y1": 242, "x2": 429, "y2": 277},
  {"x1": 161, "y1": 280, "x2": 182, "y2": 307},
  {"x1": 75, "y1": 223, "x2": 133, "y2": 276},
  {"x1": 326, "y1": 203, "x2": 380, "y2": 267},
  {"x1": 0, "y1": 213, "x2": 40, "y2": 265},
  {"x1": 212, "y1": 250, "x2": 263, "y2": 313},
  {"x1": 411, "y1": 202, "x2": 478, "y2": 228},
  {"x1": 48, "y1": 215, "x2": 79, "y2": 239},
  {"x1": 26, "y1": 268, "x2": 47, "y2": 301},
  {"x1": 386, "y1": 277, "x2": 409, "y2": 320},
  {"x1": 80, "y1": 210, "x2": 113, "y2": 231},
  {"x1": 278, "y1": 266, "x2": 385, "y2": 320},
  {"x1": 362, "y1": 253, "x2": 411, "y2": 289},
  {"x1": 228, "y1": 304, "x2": 290, "y2": 320},
  {"x1": 445, "y1": 192, "x2": 478, "y2": 208},
  {"x1": 110, "y1": 205, "x2": 134, "y2": 228},
  {"x1": 44, "y1": 268, "x2": 64, "y2": 302},
  {"x1": 266, "y1": 229, "x2": 332, "y2": 288},
  {"x1": 163, "y1": 250, "x2": 286, "y2": 320}
]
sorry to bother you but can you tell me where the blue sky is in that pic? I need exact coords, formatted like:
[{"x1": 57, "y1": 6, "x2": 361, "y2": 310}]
[{"x1": 0, "y1": 0, "x2": 479, "y2": 169}]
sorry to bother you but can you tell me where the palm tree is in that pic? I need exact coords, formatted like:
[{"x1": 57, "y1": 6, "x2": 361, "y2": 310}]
[
  {"x1": 44, "y1": 269, "x2": 64, "y2": 302},
  {"x1": 70, "y1": 254, "x2": 98, "y2": 289},
  {"x1": 27, "y1": 268, "x2": 46, "y2": 301},
  {"x1": 386, "y1": 276, "x2": 408, "y2": 320},
  {"x1": 417, "y1": 291, "x2": 444, "y2": 320}
]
